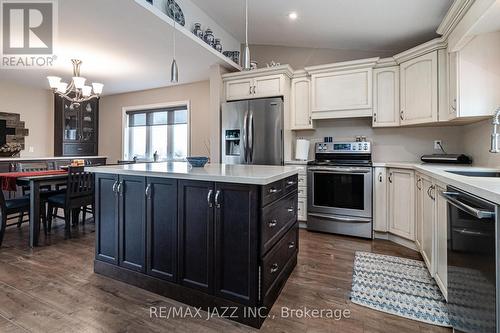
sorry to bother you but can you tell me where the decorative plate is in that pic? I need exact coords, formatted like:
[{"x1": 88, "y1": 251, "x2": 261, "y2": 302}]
[{"x1": 165, "y1": 0, "x2": 185, "y2": 26}]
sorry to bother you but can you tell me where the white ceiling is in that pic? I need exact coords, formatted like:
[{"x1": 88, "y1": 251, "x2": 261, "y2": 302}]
[
  {"x1": 191, "y1": 0, "x2": 453, "y2": 52},
  {"x1": 0, "y1": 0, "x2": 237, "y2": 95}
]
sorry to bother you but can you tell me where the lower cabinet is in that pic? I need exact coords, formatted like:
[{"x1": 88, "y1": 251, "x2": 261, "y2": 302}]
[
  {"x1": 434, "y1": 183, "x2": 448, "y2": 299},
  {"x1": 94, "y1": 173, "x2": 299, "y2": 327},
  {"x1": 146, "y1": 178, "x2": 178, "y2": 282},
  {"x1": 415, "y1": 173, "x2": 423, "y2": 249},
  {"x1": 421, "y1": 175, "x2": 435, "y2": 274},
  {"x1": 388, "y1": 168, "x2": 415, "y2": 240},
  {"x1": 373, "y1": 167, "x2": 388, "y2": 232}
]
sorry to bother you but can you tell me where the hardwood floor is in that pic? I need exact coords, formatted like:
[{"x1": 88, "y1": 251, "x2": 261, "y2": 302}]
[{"x1": 0, "y1": 219, "x2": 451, "y2": 333}]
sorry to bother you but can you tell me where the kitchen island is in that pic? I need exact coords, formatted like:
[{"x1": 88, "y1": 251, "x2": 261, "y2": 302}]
[{"x1": 85, "y1": 162, "x2": 300, "y2": 328}]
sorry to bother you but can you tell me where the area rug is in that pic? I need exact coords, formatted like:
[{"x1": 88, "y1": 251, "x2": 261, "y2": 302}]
[{"x1": 350, "y1": 251, "x2": 451, "y2": 327}]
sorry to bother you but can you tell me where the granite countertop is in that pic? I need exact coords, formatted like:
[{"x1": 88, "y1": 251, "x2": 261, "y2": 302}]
[
  {"x1": 86, "y1": 162, "x2": 300, "y2": 185},
  {"x1": 373, "y1": 162, "x2": 500, "y2": 204}
]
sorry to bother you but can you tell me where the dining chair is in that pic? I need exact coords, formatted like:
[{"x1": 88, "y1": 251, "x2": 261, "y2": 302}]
[
  {"x1": 46, "y1": 167, "x2": 94, "y2": 239},
  {"x1": 0, "y1": 190, "x2": 47, "y2": 247}
]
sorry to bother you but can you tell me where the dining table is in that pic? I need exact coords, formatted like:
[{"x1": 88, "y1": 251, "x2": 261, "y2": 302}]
[{"x1": 0, "y1": 170, "x2": 68, "y2": 248}]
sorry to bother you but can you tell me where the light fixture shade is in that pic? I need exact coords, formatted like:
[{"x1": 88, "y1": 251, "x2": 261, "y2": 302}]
[
  {"x1": 47, "y1": 76, "x2": 61, "y2": 89},
  {"x1": 171, "y1": 59, "x2": 178, "y2": 83},
  {"x1": 82, "y1": 85, "x2": 92, "y2": 97},
  {"x1": 57, "y1": 82, "x2": 68, "y2": 93},
  {"x1": 243, "y1": 45, "x2": 251, "y2": 70},
  {"x1": 73, "y1": 77, "x2": 86, "y2": 89},
  {"x1": 92, "y1": 82, "x2": 104, "y2": 95}
]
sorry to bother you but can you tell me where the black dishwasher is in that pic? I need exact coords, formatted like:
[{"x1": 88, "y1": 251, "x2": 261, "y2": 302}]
[{"x1": 442, "y1": 186, "x2": 498, "y2": 333}]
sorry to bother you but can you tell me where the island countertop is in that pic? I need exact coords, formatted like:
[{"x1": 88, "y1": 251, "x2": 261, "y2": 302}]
[{"x1": 85, "y1": 162, "x2": 300, "y2": 185}]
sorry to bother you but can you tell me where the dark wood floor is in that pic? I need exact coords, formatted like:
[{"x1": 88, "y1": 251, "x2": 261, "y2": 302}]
[{"x1": 0, "y1": 219, "x2": 451, "y2": 333}]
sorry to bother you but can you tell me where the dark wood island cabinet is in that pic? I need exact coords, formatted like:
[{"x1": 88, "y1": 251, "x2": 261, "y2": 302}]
[{"x1": 89, "y1": 163, "x2": 299, "y2": 328}]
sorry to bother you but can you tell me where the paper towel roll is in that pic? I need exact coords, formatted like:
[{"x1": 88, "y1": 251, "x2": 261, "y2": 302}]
[{"x1": 295, "y1": 139, "x2": 310, "y2": 161}]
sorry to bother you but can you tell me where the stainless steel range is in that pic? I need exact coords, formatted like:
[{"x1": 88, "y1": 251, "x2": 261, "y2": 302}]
[{"x1": 307, "y1": 141, "x2": 373, "y2": 238}]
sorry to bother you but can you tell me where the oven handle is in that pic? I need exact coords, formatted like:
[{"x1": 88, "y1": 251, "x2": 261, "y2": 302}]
[
  {"x1": 308, "y1": 213, "x2": 372, "y2": 223},
  {"x1": 308, "y1": 168, "x2": 371, "y2": 174},
  {"x1": 440, "y1": 191, "x2": 495, "y2": 219}
]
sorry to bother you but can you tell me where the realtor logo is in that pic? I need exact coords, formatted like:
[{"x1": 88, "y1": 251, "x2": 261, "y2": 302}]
[{"x1": 1, "y1": 0, "x2": 56, "y2": 67}]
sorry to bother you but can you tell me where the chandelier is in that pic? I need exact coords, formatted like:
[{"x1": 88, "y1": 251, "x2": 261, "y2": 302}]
[{"x1": 47, "y1": 59, "x2": 104, "y2": 108}]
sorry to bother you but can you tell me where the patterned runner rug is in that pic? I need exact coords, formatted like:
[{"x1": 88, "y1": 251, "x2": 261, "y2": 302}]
[{"x1": 350, "y1": 251, "x2": 451, "y2": 327}]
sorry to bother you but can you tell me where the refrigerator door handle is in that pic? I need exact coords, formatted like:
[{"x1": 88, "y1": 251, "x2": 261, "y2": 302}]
[
  {"x1": 249, "y1": 111, "x2": 254, "y2": 163},
  {"x1": 243, "y1": 110, "x2": 249, "y2": 163}
]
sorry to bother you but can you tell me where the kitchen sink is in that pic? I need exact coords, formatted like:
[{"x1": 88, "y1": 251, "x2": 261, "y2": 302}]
[{"x1": 446, "y1": 170, "x2": 500, "y2": 177}]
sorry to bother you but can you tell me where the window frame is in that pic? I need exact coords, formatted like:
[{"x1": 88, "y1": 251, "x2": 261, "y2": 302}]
[{"x1": 121, "y1": 101, "x2": 191, "y2": 161}]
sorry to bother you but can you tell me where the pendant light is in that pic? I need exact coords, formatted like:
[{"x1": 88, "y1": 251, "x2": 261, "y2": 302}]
[
  {"x1": 243, "y1": 0, "x2": 251, "y2": 70},
  {"x1": 171, "y1": 1, "x2": 179, "y2": 83}
]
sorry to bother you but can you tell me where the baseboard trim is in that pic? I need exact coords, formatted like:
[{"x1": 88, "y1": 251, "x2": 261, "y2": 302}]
[{"x1": 373, "y1": 231, "x2": 418, "y2": 251}]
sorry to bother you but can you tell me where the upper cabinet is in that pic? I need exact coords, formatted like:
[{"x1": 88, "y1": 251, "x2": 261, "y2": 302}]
[
  {"x1": 290, "y1": 71, "x2": 313, "y2": 130},
  {"x1": 223, "y1": 65, "x2": 293, "y2": 101},
  {"x1": 447, "y1": 31, "x2": 500, "y2": 120},
  {"x1": 305, "y1": 58, "x2": 379, "y2": 120},
  {"x1": 399, "y1": 51, "x2": 439, "y2": 125},
  {"x1": 373, "y1": 65, "x2": 400, "y2": 127}
]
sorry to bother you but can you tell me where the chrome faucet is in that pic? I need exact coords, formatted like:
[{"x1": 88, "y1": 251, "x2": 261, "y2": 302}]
[{"x1": 490, "y1": 107, "x2": 500, "y2": 153}]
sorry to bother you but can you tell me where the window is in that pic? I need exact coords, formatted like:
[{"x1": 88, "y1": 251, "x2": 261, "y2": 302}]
[{"x1": 124, "y1": 105, "x2": 188, "y2": 161}]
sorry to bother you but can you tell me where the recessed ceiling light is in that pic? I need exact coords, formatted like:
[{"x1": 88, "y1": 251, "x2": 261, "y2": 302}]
[{"x1": 288, "y1": 12, "x2": 298, "y2": 20}]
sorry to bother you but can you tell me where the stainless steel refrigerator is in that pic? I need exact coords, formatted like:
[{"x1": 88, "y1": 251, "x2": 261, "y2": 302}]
[{"x1": 221, "y1": 97, "x2": 284, "y2": 165}]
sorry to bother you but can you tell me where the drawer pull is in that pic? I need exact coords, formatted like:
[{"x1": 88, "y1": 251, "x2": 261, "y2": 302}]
[
  {"x1": 288, "y1": 241, "x2": 295, "y2": 249},
  {"x1": 268, "y1": 220, "x2": 277, "y2": 228},
  {"x1": 287, "y1": 180, "x2": 296, "y2": 186},
  {"x1": 287, "y1": 208, "x2": 294, "y2": 213},
  {"x1": 270, "y1": 263, "x2": 279, "y2": 274},
  {"x1": 268, "y1": 188, "x2": 281, "y2": 194}
]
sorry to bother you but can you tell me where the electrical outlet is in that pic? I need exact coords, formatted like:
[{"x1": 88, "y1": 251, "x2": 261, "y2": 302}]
[{"x1": 434, "y1": 140, "x2": 442, "y2": 150}]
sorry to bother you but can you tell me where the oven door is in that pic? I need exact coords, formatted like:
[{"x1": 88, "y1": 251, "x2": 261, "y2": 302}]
[{"x1": 308, "y1": 166, "x2": 372, "y2": 218}]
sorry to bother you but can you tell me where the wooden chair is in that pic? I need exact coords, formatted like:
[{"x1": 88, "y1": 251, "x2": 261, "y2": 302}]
[
  {"x1": 46, "y1": 167, "x2": 94, "y2": 239},
  {"x1": 0, "y1": 190, "x2": 47, "y2": 247}
]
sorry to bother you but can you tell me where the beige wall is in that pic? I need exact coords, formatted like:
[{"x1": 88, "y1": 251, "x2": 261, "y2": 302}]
[
  {"x1": 249, "y1": 44, "x2": 394, "y2": 69},
  {"x1": 462, "y1": 119, "x2": 500, "y2": 167},
  {"x1": 0, "y1": 80, "x2": 53, "y2": 157},
  {"x1": 294, "y1": 118, "x2": 465, "y2": 162},
  {"x1": 99, "y1": 80, "x2": 210, "y2": 163}
]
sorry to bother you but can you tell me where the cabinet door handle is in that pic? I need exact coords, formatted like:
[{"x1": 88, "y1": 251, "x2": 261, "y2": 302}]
[
  {"x1": 145, "y1": 184, "x2": 152, "y2": 198},
  {"x1": 268, "y1": 187, "x2": 281, "y2": 194},
  {"x1": 207, "y1": 189, "x2": 213, "y2": 208},
  {"x1": 388, "y1": 173, "x2": 393, "y2": 183},
  {"x1": 309, "y1": 116, "x2": 312, "y2": 125},
  {"x1": 416, "y1": 178, "x2": 422, "y2": 190},
  {"x1": 112, "y1": 181, "x2": 118, "y2": 194},
  {"x1": 215, "y1": 190, "x2": 221, "y2": 208},
  {"x1": 270, "y1": 263, "x2": 279, "y2": 274},
  {"x1": 400, "y1": 110, "x2": 404, "y2": 120},
  {"x1": 373, "y1": 112, "x2": 377, "y2": 123},
  {"x1": 378, "y1": 173, "x2": 383, "y2": 182},
  {"x1": 287, "y1": 180, "x2": 296, "y2": 186},
  {"x1": 249, "y1": 86, "x2": 253, "y2": 95},
  {"x1": 252, "y1": 86, "x2": 256, "y2": 94},
  {"x1": 287, "y1": 207, "x2": 294, "y2": 213},
  {"x1": 268, "y1": 219, "x2": 277, "y2": 228},
  {"x1": 116, "y1": 182, "x2": 123, "y2": 196},
  {"x1": 288, "y1": 241, "x2": 295, "y2": 249}
]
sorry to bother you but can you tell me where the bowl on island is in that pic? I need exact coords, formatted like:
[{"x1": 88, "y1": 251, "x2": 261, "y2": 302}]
[{"x1": 186, "y1": 156, "x2": 209, "y2": 167}]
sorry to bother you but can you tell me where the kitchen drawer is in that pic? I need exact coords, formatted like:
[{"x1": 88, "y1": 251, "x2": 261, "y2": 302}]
[
  {"x1": 262, "y1": 175, "x2": 298, "y2": 207},
  {"x1": 261, "y1": 191, "x2": 297, "y2": 255},
  {"x1": 298, "y1": 174, "x2": 307, "y2": 187},
  {"x1": 63, "y1": 143, "x2": 96, "y2": 156},
  {"x1": 261, "y1": 226, "x2": 298, "y2": 303},
  {"x1": 297, "y1": 199, "x2": 307, "y2": 221},
  {"x1": 297, "y1": 187, "x2": 307, "y2": 198}
]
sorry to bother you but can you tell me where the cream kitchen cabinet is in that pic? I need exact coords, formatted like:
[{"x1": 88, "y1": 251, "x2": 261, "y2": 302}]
[
  {"x1": 225, "y1": 74, "x2": 286, "y2": 101},
  {"x1": 373, "y1": 66, "x2": 400, "y2": 127},
  {"x1": 288, "y1": 163, "x2": 308, "y2": 222},
  {"x1": 388, "y1": 168, "x2": 415, "y2": 241},
  {"x1": 415, "y1": 173, "x2": 423, "y2": 250},
  {"x1": 434, "y1": 183, "x2": 448, "y2": 299},
  {"x1": 305, "y1": 58, "x2": 378, "y2": 120},
  {"x1": 373, "y1": 167, "x2": 388, "y2": 232},
  {"x1": 400, "y1": 51, "x2": 439, "y2": 125},
  {"x1": 447, "y1": 32, "x2": 500, "y2": 121},
  {"x1": 420, "y1": 175, "x2": 436, "y2": 274},
  {"x1": 291, "y1": 74, "x2": 313, "y2": 130}
]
